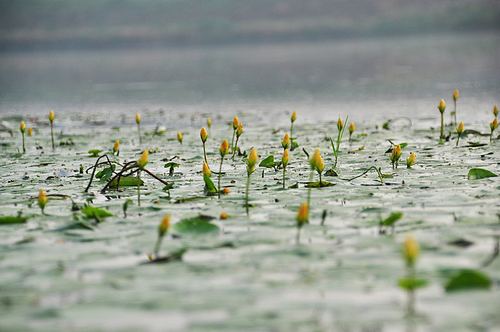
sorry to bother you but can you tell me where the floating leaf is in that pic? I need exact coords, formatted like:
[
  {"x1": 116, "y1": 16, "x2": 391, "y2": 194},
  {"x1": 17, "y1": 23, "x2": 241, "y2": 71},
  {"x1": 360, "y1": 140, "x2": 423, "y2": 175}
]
[
  {"x1": 0, "y1": 215, "x2": 28, "y2": 224},
  {"x1": 398, "y1": 277, "x2": 428, "y2": 291},
  {"x1": 325, "y1": 169, "x2": 338, "y2": 176},
  {"x1": 445, "y1": 269, "x2": 492, "y2": 292},
  {"x1": 145, "y1": 248, "x2": 188, "y2": 264},
  {"x1": 468, "y1": 168, "x2": 497, "y2": 180},
  {"x1": 162, "y1": 183, "x2": 175, "y2": 191},
  {"x1": 96, "y1": 165, "x2": 116, "y2": 182},
  {"x1": 81, "y1": 206, "x2": 114, "y2": 219},
  {"x1": 203, "y1": 174, "x2": 218, "y2": 195},
  {"x1": 380, "y1": 212, "x2": 403, "y2": 226},
  {"x1": 88, "y1": 149, "x2": 102, "y2": 157},
  {"x1": 305, "y1": 181, "x2": 336, "y2": 188},
  {"x1": 259, "y1": 156, "x2": 279, "y2": 168},
  {"x1": 109, "y1": 176, "x2": 144, "y2": 187},
  {"x1": 172, "y1": 217, "x2": 220, "y2": 235}
]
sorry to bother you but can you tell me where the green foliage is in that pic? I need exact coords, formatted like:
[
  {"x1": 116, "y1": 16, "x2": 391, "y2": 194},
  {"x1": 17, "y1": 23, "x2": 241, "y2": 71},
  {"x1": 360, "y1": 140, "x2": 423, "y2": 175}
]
[
  {"x1": 445, "y1": 269, "x2": 492, "y2": 292},
  {"x1": 81, "y1": 206, "x2": 114, "y2": 219},
  {"x1": 0, "y1": 215, "x2": 28, "y2": 224},
  {"x1": 380, "y1": 212, "x2": 403, "y2": 226},
  {"x1": 259, "y1": 156, "x2": 279, "y2": 169},
  {"x1": 95, "y1": 165, "x2": 115, "y2": 183},
  {"x1": 468, "y1": 168, "x2": 497, "y2": 180},
  {"x1": 88, "y1": 149, "x2": 102, "y2": 157},
  {"x1": 164, "y1": 162, "x2": 180, "y2": 176},
  {"x1": 203, "y1": 174, "x2": 218, "y2": 195},
  {"x1": 109, "y1": 176, "x2": 144, "y2": 187},
  {"x1": 171, "y1": 217, "x2": 220, "y2": 235},
  {"x1": 306, "y1": 181, "x2": 335, "y2": 188},
  {"x1": 398, "y1": 277, "x2": 428, "y2": 291}
]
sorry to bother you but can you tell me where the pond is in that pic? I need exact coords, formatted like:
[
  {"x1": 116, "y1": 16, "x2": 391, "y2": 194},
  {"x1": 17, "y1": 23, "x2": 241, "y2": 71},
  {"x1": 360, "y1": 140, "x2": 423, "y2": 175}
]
[{"x1": 0, "y1": 32, "x2": 499, "y2": 331}]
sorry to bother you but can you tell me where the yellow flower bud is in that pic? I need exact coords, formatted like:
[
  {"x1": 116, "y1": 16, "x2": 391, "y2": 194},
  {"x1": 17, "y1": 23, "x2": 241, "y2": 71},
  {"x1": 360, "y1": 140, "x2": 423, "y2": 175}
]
[
  {"x1": 219, "y1": 140, "x2": 229, "y2": 157},
  {"x1": 348, "y1": 122, "x2": 355, "y2": 134},
  {"x1": 38, "y1": 189, "x2": 47, "y2": 210},
  {"x1": 406, "y1": 152, "x2": 416, "y2": 168},
  {"x1": 310, "y1": 149, "x2": 321, "y2": 171},
  {"x1": 49, "y1": 110, "x2": 55, "y2": 122},
  {"x1": 291, "y1": 111, "x2": 297, "y2": 123},
  {"x1": 337, "y1": 117, "x2": 344, "y2": 131},
  {"x1": 297, "y1": 202, "x2": 309, "y2": 226},
  {"x1": 494, "y1": 105, "x2": 498, "y2": 118},
  {"x1": 28, "y1": 127, "x2": 33, "y2": 136},
  {"x1": 403, "y1": 236, "x2": 420, "y2": 267},
  {"x1": 20, "y1": 121, "x2": 26, "y2": 133},
  {"x1": 247, "y1": 148, "x2": 258, "y2": 168},
  {"x1": 177, "y1": 131, "x2": 183, "y2": 144},
  {"x1": 453, "y1": 89, "x2": 459, "y2": 101},
  {"x1": 457, "y1": 121, "x2": 464, "y2": 134},
  {"x1": 203, "y1": 162, "x2": 211, "y2": 177},
  {"x1": 138, "y1": 150, "x2": 149, "y2": 169},
  {"x1": 236, "y1": 123, "x2": 243, "y2": 137},
  {"x1": 438, "y1": 99, "x2": 446, "y2": 113},
  {"x1": 113, "y1": 140, "x2": 119, "y2": 152},
  {"x1": 282, "y1": 149, "x2": 289, "y2": 168},
  {"x1": 207, "y1": 118, "x2": 212, "y2": 128},
  {"x1": 391, "y1": 145, "x2": 402, "y2": 163},
  {"x1": 232, "y1": 116, "x2": 239, "y2": 130},
  {"x1": 158, "y1": 214, "x2": 170, "y2": 238},
  {"x1": 491, "y1": 118, "x2": 498, "y2": 131},
  {"x1": 317, "y1": 157, "x2": 324, "y2": 174},
  {"x1": 135, "y1": 113, "x2": 141, "y2": 124},
  {"x1": 200, "y1": 127, "x2": 208, "y2": 143},
  {"x1": 282, "y1": 133, "x2": 290, "y2": 149}
]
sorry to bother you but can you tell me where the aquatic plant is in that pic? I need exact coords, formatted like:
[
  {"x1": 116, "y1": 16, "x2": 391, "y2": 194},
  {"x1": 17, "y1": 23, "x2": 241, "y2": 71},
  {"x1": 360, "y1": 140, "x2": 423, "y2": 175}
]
[
  {"x1": 245, "y1": 148, "x2": 258, "y2": 215},
  {"x1": 282, "y1": 133, "x2": 289, "y2": 151},
  {"x1": 207, "y1": 118, "x2": 212, "y2": 136},
  {"x1": 28, "y1": 127, "x2": 33, "y2": 136},
  {"x1": 20, "y1": 121, "x2": 26, "y2": 153},
  {"x1": 49, "y1": 110, "x2": 55, "y2": 149},
  {"x1": 406, "y1": 152, "x2": 416, "y2": 168},
  {"x1": 282, "y1": 149, "x2": 289, "y2": 189},
  {"x1": 330, "y1": 116, "x2": 348, "y2": 167},
  {"x1": 310, "y1": 149, "x2": 325, "y2": 185},
  {"x1": 200, "y1": 127, "x2": 208, "y2": 164},
  {"x1": 296, "y1": 202, "x2": 308, "y2": 243},
  {"x1": 456, "y1": 122, "x2": 464, "y2": 146},
  {"x1": 177, "y1": 131, "x2": 183, "y2": 145},
  {"x1": 348, "y1": 122, "x2": 355, "y2": 143},
  {"x1": 202, "y1": 162, "x2": 217, "y2": 196},
  {"x1": 390, "y1": 144, "x2": 402, "y2": 169},
  {"x1": 137, "y1": 150, "x2": 148, "y2": 206},
  {"x1": 438, "y1": 99, "x2": 446, "y2": 139},
  {"x1": 290, "y1": 111, "x2": 297, "y2": 150},
  {"x1": 494, "y1": 105, "x2": 498, "y2": 118},
  {"x1": 452, "y1": 89, "x2": 459, "y2": 125},
  {"x1": 153, "y1": 214, "x2": 170, "y2": 257},
  {"x1": 490, "y1": 118, "x2": 498, "y2": 142},
  {"x1": 113, "y1": 140, "x2": 119, "y2": 156},
  {"x1": 218, "y1": 140, "x2": 229, "y2": 198},
  {"x1": 398, "y1": 236, "x2": 427, "y2": 315},
  {"x1": 136, "y1": 113, "x2": 142, "y2": 145},
  {"x1": 38, "y1": 189, "x2": 47, "y2": 214},
  {"x1": 230, "y1": 116, "x2": 239, "y2": 149},
  {"x1": 232, "y1": 122, "x2": 243, "y2": 159}
]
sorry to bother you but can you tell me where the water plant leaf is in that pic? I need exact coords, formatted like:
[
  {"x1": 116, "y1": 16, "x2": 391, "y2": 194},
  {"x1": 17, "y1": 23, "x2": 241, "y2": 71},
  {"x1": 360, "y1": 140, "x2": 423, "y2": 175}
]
[
  {"x1": 88, "y1": 149, "x2": 102, "y2": 156},
  {"x1": 398, "y1": 277, "x2": 428, "y2": 291},
  {"x1": 467, "y1": 168, "x2": 497, "y2": 180},
  {"x1": 172, "y1": 217, "x2": 220, "y2": 235},
  {"x1": 380, "y1": 212, "x2": 403, "y2": 226},
  {"x1": 109, "y1": 176, "x2": 144, "y2": 187},
  {"x1": 325, "y1": 168, "x2": 338, "y2": 176},
  {"x1": 145, "y1": 248, "x2": 188, "y2": 264},
  {"x1": 96, "y1": 165, "x2": 116, "y2": 182},
  {"x1": 203, "y1": 174, "x2": 218, "y2": 195},
  {"x1": 81, "y1": 206, "x2": 114, "y2": 218},
  {"x1": 259, "y1": 156, "x2": 279, "y2": 168},
  {"x1": 306, "y1": 181, "x2": 336, "y2": 188},
  {"x1": 445, "y1": 269, "x2": 492, "y2": 292},
  {"x1": 0, "y1": 215, "x2": 29, "y2": 224}
]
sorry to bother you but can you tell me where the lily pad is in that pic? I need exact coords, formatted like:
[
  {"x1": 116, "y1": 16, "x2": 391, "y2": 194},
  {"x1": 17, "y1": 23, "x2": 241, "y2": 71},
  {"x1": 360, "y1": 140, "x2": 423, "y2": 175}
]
[
  {"x1": 305, "y1": 181, "x2": 336, "y2": 188},
  {"x1": 81, "y1": 206, "x2": 114, "y2": 219},
  {"x1": 109, "y1": 176, "x2": 144, "y2": 187},
  {"x1": 467, "y1": 168, "x2": 497, "y2": 180},
  {"x1": 171, "y1": 217, "x2": 220, "y2": 235},
  {"x1": 259, "y1": 156, "x2": 279, "y2": 168},
  {"x1": 0, "y1": 215, "x2": 29, "y2": 224},
  {"x1": 380, "y1": 212, "x2": 403, "y2": 226},
  {"x1": 398, "y1": 277, "x2": 428, "y2": 291},
  {"x1": 445, "y1": 269, "x2": 492, "y2": 292}
]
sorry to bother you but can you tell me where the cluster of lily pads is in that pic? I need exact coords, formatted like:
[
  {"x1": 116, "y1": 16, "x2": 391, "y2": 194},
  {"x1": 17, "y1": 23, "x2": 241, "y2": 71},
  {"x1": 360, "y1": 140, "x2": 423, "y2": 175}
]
[{"x1": 4, "y1": 91, "x2": 500, "y2": 313}]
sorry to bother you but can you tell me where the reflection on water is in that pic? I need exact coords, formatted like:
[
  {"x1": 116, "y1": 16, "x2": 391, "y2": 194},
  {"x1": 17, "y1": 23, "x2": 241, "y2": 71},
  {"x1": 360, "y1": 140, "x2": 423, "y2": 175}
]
[{"x1": 0, "y1": 32, "x2": 498, "y2": 108}]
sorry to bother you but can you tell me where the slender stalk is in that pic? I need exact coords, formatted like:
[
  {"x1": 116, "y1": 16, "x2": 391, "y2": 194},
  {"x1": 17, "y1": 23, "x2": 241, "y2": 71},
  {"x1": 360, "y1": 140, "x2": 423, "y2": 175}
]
[
  {"x1": 137, "y1": 123, "x2": 142, "y2": 145},
  {"x1": 454, "y1": 100, "x2": 457, "y2": 125},
  {"x1": 230, "y1": 129, "x2": 236, "y2": 149},
  {"x1": 343, "y1": 166, "x2": 384, "y2": 183},
  {"x1": 440, "y1": 113, "x2": 444, "y2": 139},
  {"x1": 137, "y1": 170, "x2": 141, "y2": 206},
  {"x1": 218, "y1": 156, "x2": 224, "y2": 198},
  {"x1": 307, "y1": 171, "x2": 313, "y2": 207},
  {"x1": 154, "y1": 237, "x2": 163, "y2": 256},
  {"x1": 282, "y1": 166, "x2": 286, "y2": 189},
  {"x1": 50, "y1": 121, "x2": 55, "y2": 149},
  {"x1": 22, "y1": 132, "x2": 26, "y2": 153},
  {"x1": 296, "y1": 225, "x2": 302, "y2": 244},
  {"x1": 246, "y1": 174, "x2": 250, "y2": 216},
  {"x1": 319, "y1": 172, "x2": 322, "y2": 185},
  {"x1": 290, "y1": 122, "x2": 294, "y2": 150},
  {"x1": 232, "y1": 136, "x2": 240, "y2": 160},
  {"x1": 203, "y1": 142, "x2": 207, "y2": 164}
]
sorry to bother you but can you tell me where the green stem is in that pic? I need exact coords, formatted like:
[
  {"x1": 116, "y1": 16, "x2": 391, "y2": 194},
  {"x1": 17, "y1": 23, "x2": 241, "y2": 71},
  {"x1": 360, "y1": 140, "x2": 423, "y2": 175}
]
[
  {"x1": 290, "y1": 122, "x2": 294, "y2": 150},
  {"x1": 22, "y1": 132, "x2": 25, "y2": 153},
  {"x1": 203, "y1": 142, "x2": 207, "y2": 164},
  {"x1": 343, "y1": 166, "x2": 384, "y2": 183},
  {"x1": 307, "y1": 171, "x2": 313, "y2": 207},
  {"x1": 283, "y1": 166, "x2": 286, "y2": 189},
  {"x1": 456, "y1": 135, "x2": 460, "y2": 147},
  {"x1": 319, "y1": 172, "x2": 322, "y2": 186},
  {"x1": 246, "y1": 173, "x2": 250, "y2": 216},
  {"x1": 230, "y1": 129, "x2": 236, "y2": 149},
  {"x1": 454, "y1": 100, "x2": 457, "y2": 125},
  {"x1": 137, "y1": 123, "x2": 142, "y2": 145},
  {"x1": 50, "y1": 121, "x2": 54, "y2": 149},
  {"x1": 440, "y1": 112, "x2": 444, "y2": 139},
  {"x1": 154, "y1": 236, "x2": 163, "y2": 256},
  {"x1": 137, "y1": 170, "x2": 141, "y2": 206},
  {"x1": 218, "y1": 156, "x2": 224, "y2": 198},
  {"x1": 232, "y1": 136, "x2": 239, "y2": 160}
]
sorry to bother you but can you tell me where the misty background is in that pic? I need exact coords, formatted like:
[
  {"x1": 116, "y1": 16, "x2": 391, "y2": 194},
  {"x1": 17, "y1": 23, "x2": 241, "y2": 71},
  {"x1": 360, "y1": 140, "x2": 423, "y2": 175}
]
[{"x1": 0, "y1": 0, "x2": 499, "y2": 108}]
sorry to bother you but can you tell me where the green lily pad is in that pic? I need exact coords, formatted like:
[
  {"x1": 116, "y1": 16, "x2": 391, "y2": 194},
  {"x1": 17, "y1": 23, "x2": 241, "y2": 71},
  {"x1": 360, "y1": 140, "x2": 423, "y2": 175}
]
[
  {"x1": 172, "y1": 217, "x2": 220, "y2": 235},
  {"x1": 398, "y1": 277, "x2": 428, "y2": 291},
  {"x1": 259, "y1": 156, "x2": 279, "y2": 168},
  {"x1": 81, "y1": 206, "x2": 114, "y2": 218},
  {"x1": 467, "y1": 168, "x2": 497, "y2": 180},
  {"x1": 203, "y1": 174, "x2": 218, "y2": 195},
  {"x1": 445, "y1": 269, "x2": 492, "y2": 292},
  {"x1": 0, "y1": 215, "x2": 29, "y2": 224},
  {"x1": 380, "y1": 212, "x2": 403, "y2": 226},
  {"x1": 306, "y1": 181, "x2": 336, "y2": 188},
  {"x1": 109, "y1": 176, "x2": 144, "y2": 187},
  {"x1": 88, "y1": 149, "x2": 103, "y2": 157},
  {"x1": 96, "y1": 165, "x2": 116, "y2": 182}
]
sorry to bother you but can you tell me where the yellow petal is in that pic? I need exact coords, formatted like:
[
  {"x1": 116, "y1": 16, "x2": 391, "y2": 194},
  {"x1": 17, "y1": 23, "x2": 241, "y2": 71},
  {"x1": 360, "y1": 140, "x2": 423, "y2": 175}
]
[
  {"x1": 248, "y1": 148, "x2": 258, "y2": 167},
  {"x1": 203, "y1": 162, "x2": 211, "y2": 177},
  {"x1": 138, "y1": 150, "x2": 149, "y2": 169},
  {"x1": 136, "y1": 113, "x2": 141, "y2": 124},
  {"x1": 291, "y1": 111, "x2": 297, "y2": 123},
  {"x1": 49, "y1": 110, "x2": 55, "y2": 122},
  {"x1": 200, "y1": 127, "x2": 208, "y2": 142},
  {"x1": 403, "y1": 236, "x2": 420, "y2": 266},
  {"x1": 297, "y1": 202, "x2": 309, "y2": 225}
]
